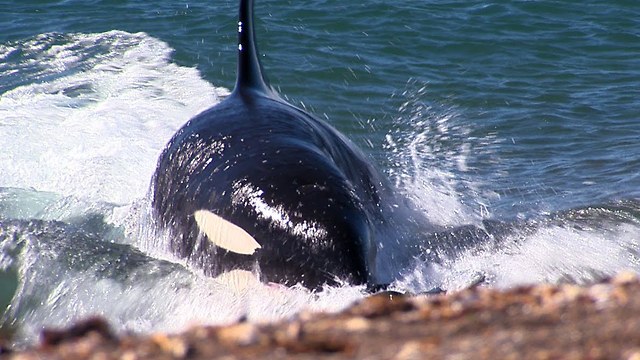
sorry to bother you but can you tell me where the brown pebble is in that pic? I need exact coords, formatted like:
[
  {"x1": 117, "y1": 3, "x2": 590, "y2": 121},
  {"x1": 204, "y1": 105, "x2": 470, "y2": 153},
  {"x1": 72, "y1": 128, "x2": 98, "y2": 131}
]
[
  {"x1": 613, "y1": 270, "x2": 639, "y2": 285},
  {"x1": 41, "y1": 317, "x2": 115, "y2": 347},
  {"x1": 625, "y1": 348, "x2": 640, "y2": 360},
  {"x1": 394, "y1": 341, "x2": 419, "y2": 360},
  {"x1": 216, "y1": 322, "x2": 259, "y2": 346},
  {"x1": 151, "y1": 333, "x2": 189, "y2": 358},
  {"x1": 120, "y1": 350, "x2": 137, "y2": 360},
  {"x1": 342, "y1": 317, "x2": 371, "y2": 332}
]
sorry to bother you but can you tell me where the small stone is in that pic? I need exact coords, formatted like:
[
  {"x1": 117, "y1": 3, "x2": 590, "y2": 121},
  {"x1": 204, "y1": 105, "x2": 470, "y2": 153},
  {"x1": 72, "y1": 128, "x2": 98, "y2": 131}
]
[
  {"x1": 41, "y1": 317, "x2": 114, "y2": 347},
  {"x1": 151, "y1": 334, "x2": 189, "y2": 358},
  {"x1": 613, "y1": 270, "x2": 638, "y2": 285},
  {"x1": 120, "y1": 350, "x2": 137, "y2": 360},
  {"x1": 560, "y1": 285, "x2": 584, "y2": 303},
  {"x1": 588, "y1": 284, "x2": 612, "y2": 304},
  {"x1": 624, "y1": 348, "x2": 640, "y2": 360},
  {"x1": 394, "y1": 341, "x2": 422, "y2": 360},
  {"x1": 284, "y1": 321, "x2": 302, "y2": 339},
  {"x1": 90, "y1": 352, "x2": 109, "y2": 360},
  {"x1": 342, "y1": 317, "x2": 371, "y2": 332},
  {"x1": 216, "y1": 323, "x2": 259, "y2": 346}
]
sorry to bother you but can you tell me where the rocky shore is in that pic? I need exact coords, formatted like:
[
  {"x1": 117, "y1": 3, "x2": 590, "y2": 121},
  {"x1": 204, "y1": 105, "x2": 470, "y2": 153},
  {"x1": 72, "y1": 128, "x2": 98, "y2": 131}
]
[{"x1": 4, "y1": 272, "x2": 640, "y2": 359}]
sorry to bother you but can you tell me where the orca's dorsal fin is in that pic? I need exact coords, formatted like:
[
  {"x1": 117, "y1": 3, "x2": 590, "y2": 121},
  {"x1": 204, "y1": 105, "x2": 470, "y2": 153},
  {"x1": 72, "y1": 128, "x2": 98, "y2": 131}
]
[{"x1": 233, "y1": 0, "x2": 274, "y2": 97}]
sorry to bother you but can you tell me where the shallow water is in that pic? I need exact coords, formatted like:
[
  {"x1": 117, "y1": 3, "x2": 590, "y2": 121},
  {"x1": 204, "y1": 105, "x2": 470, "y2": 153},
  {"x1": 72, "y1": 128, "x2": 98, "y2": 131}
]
[{"x1": 1, "y1": 0, "x2": 639, "y2": 346}]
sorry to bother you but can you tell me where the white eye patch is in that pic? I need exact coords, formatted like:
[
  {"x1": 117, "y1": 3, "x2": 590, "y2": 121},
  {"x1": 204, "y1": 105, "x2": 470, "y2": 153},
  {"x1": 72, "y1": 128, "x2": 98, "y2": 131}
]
[{"x1": 194, "y1": 209, "x2": 261, "y2": 255}]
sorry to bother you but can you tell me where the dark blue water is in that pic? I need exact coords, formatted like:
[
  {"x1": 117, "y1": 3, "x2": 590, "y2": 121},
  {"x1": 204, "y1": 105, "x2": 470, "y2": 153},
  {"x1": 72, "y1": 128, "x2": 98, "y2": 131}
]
[{"x1": 1, "y1": 0, "x2": 639, "y2": 347}]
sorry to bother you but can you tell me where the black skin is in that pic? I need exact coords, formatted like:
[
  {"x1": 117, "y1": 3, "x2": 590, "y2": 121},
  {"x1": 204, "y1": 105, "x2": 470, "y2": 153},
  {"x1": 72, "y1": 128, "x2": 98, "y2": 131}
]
[
  {"x1": 150, "y1": 0, "x2": 397, "y2": 291},
  {"x1": 152, "y1": 88, "x2": 390, "y2": 289}
]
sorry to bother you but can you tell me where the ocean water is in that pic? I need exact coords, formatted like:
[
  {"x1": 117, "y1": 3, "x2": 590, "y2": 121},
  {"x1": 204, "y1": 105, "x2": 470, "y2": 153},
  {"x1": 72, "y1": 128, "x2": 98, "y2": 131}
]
[{"x1": 1, "y1": 0, "x2": 639, "y2": 347}]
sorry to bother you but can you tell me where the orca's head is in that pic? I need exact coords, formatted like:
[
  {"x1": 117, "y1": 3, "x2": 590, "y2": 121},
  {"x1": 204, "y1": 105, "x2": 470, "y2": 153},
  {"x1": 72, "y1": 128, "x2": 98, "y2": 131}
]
[{"x1": 193, "y1": 155, "x2": 377, "y2": 290}]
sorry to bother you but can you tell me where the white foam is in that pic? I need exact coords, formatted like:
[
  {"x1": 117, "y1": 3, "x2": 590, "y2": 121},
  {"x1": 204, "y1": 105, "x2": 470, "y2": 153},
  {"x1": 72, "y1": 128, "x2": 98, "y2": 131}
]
[
  {"x1": 488, "y1": 224, "x2": 640, "y2": 287},
  {"x1": 399, "y1": 222, "x2": 640, "y2": 292},
  {"x1": 0, "y1": 31, "x2": 229, "y2": 205},
  {"x1": 10, "y1": 254, "x2": 366, "y2": 345}
]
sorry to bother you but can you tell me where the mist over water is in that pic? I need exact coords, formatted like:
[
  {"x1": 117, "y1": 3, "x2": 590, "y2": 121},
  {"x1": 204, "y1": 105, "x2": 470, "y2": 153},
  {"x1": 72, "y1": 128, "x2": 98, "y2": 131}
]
[{"x1": 1, "y1": 0, "x2": 639, "y2": 348}]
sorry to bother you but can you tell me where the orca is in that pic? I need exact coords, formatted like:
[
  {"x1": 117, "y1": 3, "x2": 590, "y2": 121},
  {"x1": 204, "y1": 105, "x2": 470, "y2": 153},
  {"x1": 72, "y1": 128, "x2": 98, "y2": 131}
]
[{"x1": 151, "y1": 0, "x2": 402, "y2": 290}]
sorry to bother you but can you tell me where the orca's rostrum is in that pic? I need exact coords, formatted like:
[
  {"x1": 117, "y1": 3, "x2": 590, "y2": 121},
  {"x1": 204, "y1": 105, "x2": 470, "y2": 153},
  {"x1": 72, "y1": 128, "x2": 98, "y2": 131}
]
[{"x1": 152, "y1": 0, "x2": 399, "y2": 290}]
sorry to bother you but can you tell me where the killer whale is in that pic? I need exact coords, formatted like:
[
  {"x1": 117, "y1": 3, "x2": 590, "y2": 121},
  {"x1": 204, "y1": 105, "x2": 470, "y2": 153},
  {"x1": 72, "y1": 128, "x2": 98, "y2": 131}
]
[{"x1": 151, "y1": 0, "x2": 402, "y2": 290}]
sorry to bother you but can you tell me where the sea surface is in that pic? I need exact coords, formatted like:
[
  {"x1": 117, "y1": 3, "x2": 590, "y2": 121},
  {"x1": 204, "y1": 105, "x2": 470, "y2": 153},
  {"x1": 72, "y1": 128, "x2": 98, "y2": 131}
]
[{"x1": 1, "y1": 0, "x2": 639, "y2": 347}]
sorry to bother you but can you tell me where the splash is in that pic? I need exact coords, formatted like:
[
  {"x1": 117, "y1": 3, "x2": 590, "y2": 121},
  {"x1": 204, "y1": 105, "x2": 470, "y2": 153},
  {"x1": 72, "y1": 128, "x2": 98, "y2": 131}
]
[
  {"x1": 380, "y1": 82, "x2": 640, "y2": 293},
  {"x1": 382, "y1": 80, "x2": 495, "y2": 227},
  {"x1": 394, "y1": 201, "x2": 640, "y2": 292},
  {"x1": 0, "y1": 31, "x2": 227, "y2": 205}
]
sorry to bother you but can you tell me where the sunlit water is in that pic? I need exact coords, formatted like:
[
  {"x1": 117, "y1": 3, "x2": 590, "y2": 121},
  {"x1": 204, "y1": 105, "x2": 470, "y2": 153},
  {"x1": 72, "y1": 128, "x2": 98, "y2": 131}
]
[{"x1": 1, "y1": 1, "x2": 639, "y2": 347}]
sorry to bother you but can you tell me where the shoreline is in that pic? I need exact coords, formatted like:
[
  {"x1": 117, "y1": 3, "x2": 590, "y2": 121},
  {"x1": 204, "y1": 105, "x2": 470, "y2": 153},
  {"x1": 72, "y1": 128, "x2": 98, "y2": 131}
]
[{"x1": 4, "y1": 272, "x2": 640, "y2": 359}]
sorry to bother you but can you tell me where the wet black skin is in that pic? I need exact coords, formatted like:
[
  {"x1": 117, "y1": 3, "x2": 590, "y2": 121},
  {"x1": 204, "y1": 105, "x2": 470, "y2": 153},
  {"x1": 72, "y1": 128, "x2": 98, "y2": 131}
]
[{"x1": 151, "y1": 0, "x2": 394, "y2": 290}]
